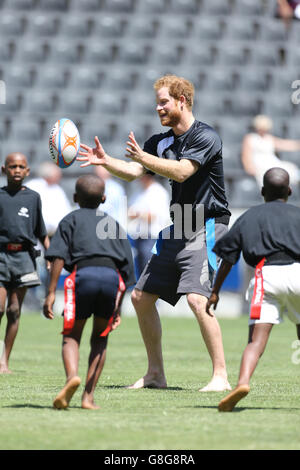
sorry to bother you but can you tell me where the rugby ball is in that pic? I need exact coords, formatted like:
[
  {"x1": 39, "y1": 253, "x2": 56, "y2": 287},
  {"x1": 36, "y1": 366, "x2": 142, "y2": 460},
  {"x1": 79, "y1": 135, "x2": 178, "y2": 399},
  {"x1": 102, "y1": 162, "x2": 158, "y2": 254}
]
[{"x1": 49, "y1": 118, "x2": 80, "y2": 168}]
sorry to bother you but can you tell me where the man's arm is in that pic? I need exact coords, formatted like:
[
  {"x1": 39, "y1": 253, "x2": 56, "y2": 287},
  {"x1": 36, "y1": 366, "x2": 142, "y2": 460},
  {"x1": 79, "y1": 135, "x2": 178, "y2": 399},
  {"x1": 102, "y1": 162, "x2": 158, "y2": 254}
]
[
  {"x1": 126, "y1": 132, "x2": 199, "y2": 182},
  {"x1": 77, "y1": 136, "x2": 146, "y2": 182},
  {"x1": 206, "y1": 260, "x2": 233, "y2": 315},
  {"x1": 43, "y1": 258, "x2": 65, "y2": 319}
]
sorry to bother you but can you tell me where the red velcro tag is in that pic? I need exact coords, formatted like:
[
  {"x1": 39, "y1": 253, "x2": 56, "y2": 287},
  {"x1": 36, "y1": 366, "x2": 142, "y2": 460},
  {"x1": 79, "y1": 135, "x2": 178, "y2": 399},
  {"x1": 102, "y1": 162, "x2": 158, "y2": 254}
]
[
  {"x1": 7, "y1": 243, "x2": 23, "y2": 251},
  {"x1": 250, "y1": 257, "x2": 266, "y2": 320},
  {"x1": 100, "y1": 272, "x2": 126, "y2": 337},
  {"x1": 62, "y1": 269, "x2": 76, "y2": 335}
]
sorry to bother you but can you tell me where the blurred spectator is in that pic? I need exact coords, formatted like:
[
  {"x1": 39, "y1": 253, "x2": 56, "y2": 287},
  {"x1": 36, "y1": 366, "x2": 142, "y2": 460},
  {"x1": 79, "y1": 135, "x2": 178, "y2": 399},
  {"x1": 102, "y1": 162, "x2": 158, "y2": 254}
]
[
  {"x1": 94, "y1": 165, "x2": 127, "y2": 229},
  {"x1": 277, "y1": 0, "x2": 300, "y2": 27},
  {"x1": 128, "y1": 173, "x2": 171, "y2": 278},
  {"x1": 27, "y1": 162, "x2": 72, "y2": 238},
  {"x1": 241, "y1": 114, "x2": 300, "y2": 188}
]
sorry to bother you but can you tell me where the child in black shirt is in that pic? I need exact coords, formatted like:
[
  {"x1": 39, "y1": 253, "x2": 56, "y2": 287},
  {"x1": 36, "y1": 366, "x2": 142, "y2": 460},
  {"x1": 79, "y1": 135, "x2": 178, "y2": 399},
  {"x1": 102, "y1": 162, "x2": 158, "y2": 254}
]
[
  {"x1": 43, "y1": 174, "x2": 135, "y2": 410},
  {"x1": 0, "y1": 152, "x2": 49, "y2": 373}
]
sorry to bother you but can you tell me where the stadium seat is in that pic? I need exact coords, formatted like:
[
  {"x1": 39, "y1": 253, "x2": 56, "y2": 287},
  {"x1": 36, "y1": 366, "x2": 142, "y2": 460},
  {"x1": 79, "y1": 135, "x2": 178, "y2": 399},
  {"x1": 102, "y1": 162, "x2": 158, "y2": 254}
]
[
  {"x1": 3, "y1": 65, "x2": 34, "y2": 88},
  {"x1": 228, "y1": 92, "x2": 261, "y2": 117},
  {"x1": 223, "y1": 17, "x2": 258, "y2": 41},
  {"x1": 114, "y1": 118, "x2": 150, "y2": 144},
  {"x1": 169, "y1": 0, "x2": 199, "y2": 14},
  {"x1": 3, "y1": 0, "x2": 35, "y2": 10},
  {"x1": 69, "y1": 0, "x2": 101, "y2": 11},
  {"x1": 201, "y1": 0, "x2": 232, "y2": 15},
  {"x1": 180, "y1": 43, "x2": 216, "y2": 66},
  {"x1": 118, "y1": 40, "x2": 150, "y2": 64},
  {"x1": 156, "y1": 15, "x2": 191, "y2": 39},
  {"x1": 22, "y1": 90, "x2": 56, "y2": 114},
  {"x1": 38, "y1": 0, "x2": 68, "y2": 10},
  {"x1": 55, "y1": 92, "x2": 91, "y2": 115},
  {"x1": 26, "y1": 14, "x2": 59, "y2": 37},
  {"x1": 9, "y1": 120, "x2": 42, "y2": 141},
  {"x1": 219, "y1": 118, "x2": 251, "y2": 146},
  {"x1": 249, "y1": 45, "x2": 281, "y2": 67},
  {"x1": 101, "y1": 67, "x2": 135, "y2": 90},
  {"x1": 286, "y1": 46, "x2": 300, "y2": 66},
  {"x1": 230, "y1": 177, "x2": 262, "y2": 207},
  {"x1": 125, "y1": 16, "x2": 158, "y2": 39},
  {"x1": 0, "y1": 41, "x2": 13, "y2": 62},
  {"x1": 262, "y1": 94, "x2": 295, "y2": 118},
  {"x1": 216, "y1": 42, "x2": 249, "y2": 66},
  {"x1": 58, "y1": 14, "x2": 92, "y2": 38},
  {"x1": 149, "y1": 42, "x2": 182, "y2": 66},
  {"x1": 15, "y1": 40, "x2": 48, "y2": 63},
  {"x1": 47, "y1": 41, "x2": 81, "y2": 64},
  {"x1": 203, "y1": 67, "x2": 235, "y2": 92},
  {"x1": 2, "y1": 89, "x2": 22, "y2": 113},
  {"x1": 190, "y1": 17, "x2": 224, "y2": 41},
  {"x1": 135, "y1": 0, "x2": 167, "y2": 13},
  {"x1": 69, "y1": 66, "x2": 102, "y2": 89},
  {"x1": 233, "y1": 0, "x2": 266, "y2": 16},
  {"x1": 79, "y1": 119, "x2": 114, "y2": 145},
  {"x1": 34, "y1": 66, "x2": 68, "y2": 89},
  {"x1": 93, "y1": 14, "x2": 126, "y2": 38},
  {"x1": 101, "y1": 0, "x2": 135, "y2": 13},
  {"x1": 126, "y1": 92, "x2": 155, "y2": 116},
  {"x1": 84, "y1": 40, "x2": 116, "y2": 63},
  {"x1": 91, "y1": 92, "x2": 126, "y2": 115},
  {"x1": 0, "y1": 13, "x2": 25, "y2": 36},
  {"x1": 235, "y1": 67, "x2": 270, "y2": 92},
  {"x1": 257, "y1": 18, "x2": 288, "y2": 42}
]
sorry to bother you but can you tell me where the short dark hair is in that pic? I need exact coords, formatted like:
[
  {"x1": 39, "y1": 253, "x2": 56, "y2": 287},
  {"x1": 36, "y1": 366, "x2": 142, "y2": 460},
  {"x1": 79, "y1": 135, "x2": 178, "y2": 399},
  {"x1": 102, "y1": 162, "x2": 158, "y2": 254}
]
[{"x1": 75, "y1": 174, "x2": 105, "y2": 208}]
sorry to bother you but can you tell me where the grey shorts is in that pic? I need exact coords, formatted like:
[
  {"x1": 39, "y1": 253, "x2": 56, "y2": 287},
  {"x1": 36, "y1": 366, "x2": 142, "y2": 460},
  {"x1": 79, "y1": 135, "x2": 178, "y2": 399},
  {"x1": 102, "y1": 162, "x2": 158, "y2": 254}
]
[
  {"x1": 0, "y1": 251, "x2": 41, "y2": 289},
  {"x1": 135, "y1": 223, "x2": 228, "y2": 306}
]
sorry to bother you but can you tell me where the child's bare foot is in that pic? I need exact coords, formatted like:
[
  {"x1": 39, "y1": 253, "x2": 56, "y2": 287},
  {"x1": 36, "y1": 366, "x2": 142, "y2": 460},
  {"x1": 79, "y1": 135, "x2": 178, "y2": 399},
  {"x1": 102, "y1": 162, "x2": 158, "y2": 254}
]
[
  {"x1": 0, "y1": 363, "x2": 12, "y2": 374},
  {"x1": 53, "y1": 376, "x2": 81, "y2": 410}
]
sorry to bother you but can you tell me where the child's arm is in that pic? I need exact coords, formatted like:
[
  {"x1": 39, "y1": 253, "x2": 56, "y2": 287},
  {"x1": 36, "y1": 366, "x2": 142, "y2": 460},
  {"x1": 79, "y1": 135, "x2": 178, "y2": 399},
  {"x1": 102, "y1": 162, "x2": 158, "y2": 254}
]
[{"x1": 43, "y1": 258, "x2": 65, "y2": 320}]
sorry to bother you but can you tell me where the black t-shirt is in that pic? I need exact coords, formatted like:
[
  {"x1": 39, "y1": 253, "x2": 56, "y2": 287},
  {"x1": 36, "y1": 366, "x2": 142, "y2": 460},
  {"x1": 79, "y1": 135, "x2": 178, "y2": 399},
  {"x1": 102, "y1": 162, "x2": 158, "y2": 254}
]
[
  {"x1": 0, "y1": 186, "x2": 47, "y2": 245},
  {"x1": 45, "y1": 207, "x2": 136, "y2": 287},
  {"x1": 143, "y1": 120, "x2": 231, "y2": 223},
  {"x1": 213, "y1": 200, "x2": 300, "y2": 267}
]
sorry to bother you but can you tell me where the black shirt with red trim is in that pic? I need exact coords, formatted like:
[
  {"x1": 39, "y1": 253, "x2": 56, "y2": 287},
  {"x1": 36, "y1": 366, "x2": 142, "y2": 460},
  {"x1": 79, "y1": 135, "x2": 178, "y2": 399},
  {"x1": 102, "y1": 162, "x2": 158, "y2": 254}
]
[
  {"x1": 45, "y1": 207, "x2": 136, "y2": 288},
  {"x1": 213, "y1": 200, "x2": 300, "y2": 268}
]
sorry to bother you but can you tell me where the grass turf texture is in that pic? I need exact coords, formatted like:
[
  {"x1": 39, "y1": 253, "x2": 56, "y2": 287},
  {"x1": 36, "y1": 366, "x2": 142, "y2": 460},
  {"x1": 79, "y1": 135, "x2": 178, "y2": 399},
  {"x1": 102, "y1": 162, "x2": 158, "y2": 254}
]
[{"x1": 0, "y1": 313, "x2": 299, "y2": 450}]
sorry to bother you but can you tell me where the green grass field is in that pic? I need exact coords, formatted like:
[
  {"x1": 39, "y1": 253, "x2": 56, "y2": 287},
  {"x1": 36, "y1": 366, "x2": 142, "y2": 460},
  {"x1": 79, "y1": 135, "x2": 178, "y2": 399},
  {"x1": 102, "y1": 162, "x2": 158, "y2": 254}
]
[{"x1": 0, "y1": 312, "x2": 299, "y2": 450}]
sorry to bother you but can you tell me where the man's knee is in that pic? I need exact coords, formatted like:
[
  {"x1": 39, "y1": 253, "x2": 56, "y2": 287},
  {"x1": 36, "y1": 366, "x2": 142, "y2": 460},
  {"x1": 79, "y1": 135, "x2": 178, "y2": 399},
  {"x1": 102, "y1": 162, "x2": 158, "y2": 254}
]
[
  {"x1": 131, "y1": 288, "x2": 157, "y2": 310},
  {"x1": 187, "y1": 293, "x2": 208, "y2": 313}
]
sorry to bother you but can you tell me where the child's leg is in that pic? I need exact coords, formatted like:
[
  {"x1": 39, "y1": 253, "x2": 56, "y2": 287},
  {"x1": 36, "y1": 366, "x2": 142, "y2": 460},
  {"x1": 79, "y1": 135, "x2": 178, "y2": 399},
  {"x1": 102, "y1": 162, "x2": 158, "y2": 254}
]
[
  {"x1": 53, "y1": 319, "x2": 86, "y2": 409},
  {"x1": 0, "y1": 287, "x2": 27, "y2": 373},
  {"x1": 238, "y1": 322, "x2": 273, "y2": 386},
  {"x1": 218, "y1": 322, "x2": 273, "y2": 412},
  {"x1": 82, "y1": 317, "x2": 108, "y2": 410},
  {"x1": 0, "y1": 287, "x2": 8, "y2": 372}
]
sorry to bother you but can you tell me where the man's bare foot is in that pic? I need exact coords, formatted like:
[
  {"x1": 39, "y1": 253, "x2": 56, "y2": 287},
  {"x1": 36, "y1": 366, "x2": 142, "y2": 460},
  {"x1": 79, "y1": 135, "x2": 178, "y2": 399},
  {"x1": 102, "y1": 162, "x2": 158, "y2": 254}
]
[
  {"x1": 126, "y1": 375, "x2": 167, "y2": 389},
  {"x1": 53, "y1": 376, "x2": 81, "y2": 410},
  {"x1": 218, "y1": 384, "x2": 250, "y2": 412},
  {"x1": 82, "y1": 400, "x2": 100, "y2": 410},
  {"x1": 199, "y1": 376, "x2": 231, "y2": 392}
]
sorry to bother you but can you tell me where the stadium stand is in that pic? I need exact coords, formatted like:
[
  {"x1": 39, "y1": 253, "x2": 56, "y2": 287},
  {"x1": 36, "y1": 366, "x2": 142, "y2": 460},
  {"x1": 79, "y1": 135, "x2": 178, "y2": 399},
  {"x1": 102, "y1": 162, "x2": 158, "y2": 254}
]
[{"x1": 0, "y1": 0, "x2": 300, "y2": 209}]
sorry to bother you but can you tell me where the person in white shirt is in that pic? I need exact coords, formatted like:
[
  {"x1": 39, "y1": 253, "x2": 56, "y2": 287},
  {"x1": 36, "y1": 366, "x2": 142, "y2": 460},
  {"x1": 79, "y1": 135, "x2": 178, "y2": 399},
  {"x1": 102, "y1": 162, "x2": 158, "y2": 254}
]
[{"x1": 128, "y1": 173, "x2": 171, "y2": 277}]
